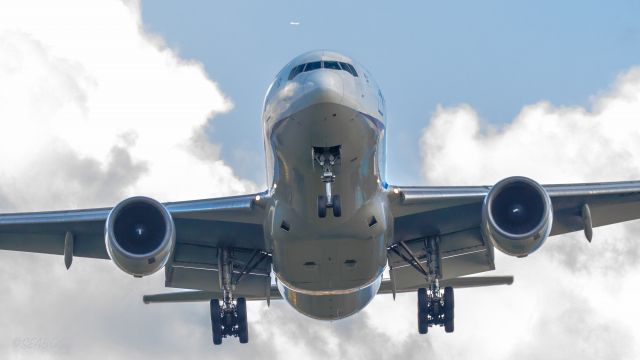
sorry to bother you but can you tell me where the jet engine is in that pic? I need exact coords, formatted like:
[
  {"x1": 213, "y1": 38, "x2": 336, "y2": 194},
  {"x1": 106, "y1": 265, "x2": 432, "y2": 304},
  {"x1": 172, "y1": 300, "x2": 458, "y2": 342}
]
[
  {"x1": 105, "y1": 196, "x2": 176, "y2": 277},
  {"x1": 481, "y1": 177, "x2": 553, "y2": 257}
]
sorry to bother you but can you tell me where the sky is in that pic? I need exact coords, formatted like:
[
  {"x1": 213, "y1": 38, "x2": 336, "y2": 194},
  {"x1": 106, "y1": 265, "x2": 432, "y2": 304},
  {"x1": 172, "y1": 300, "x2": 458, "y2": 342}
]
[
  {"x1": 0, "y1": 0, "x2": 640, "y2": 359},
  {"x1": 140, "y1": 0, "x2": 640, "y2": 186}
]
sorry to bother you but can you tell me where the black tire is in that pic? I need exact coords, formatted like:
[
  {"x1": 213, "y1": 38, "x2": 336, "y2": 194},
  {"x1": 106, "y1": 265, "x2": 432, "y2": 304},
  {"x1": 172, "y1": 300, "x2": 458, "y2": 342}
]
[
  {"x1": 417, "y1": 288, "x2": 428, "y2": 334},
  {"x1": 332, "y1": 195, "x2": 342, "y2": 217},
  {"x1": 210, "y1": 299, "x2": 223, "y2": 345},
  {"x1": 237, "y1": 298, "x2": 249, "y2": 344},
  {"x1": 443, "y1": 287, "x2": 454, "y2": 333},
  {"x1": 318, "y1": 196, "x2": 327, "y2": 218}
]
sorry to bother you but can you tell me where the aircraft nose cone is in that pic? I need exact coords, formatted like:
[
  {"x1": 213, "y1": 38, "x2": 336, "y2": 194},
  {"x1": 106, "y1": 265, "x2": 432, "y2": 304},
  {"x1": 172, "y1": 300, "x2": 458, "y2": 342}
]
[{"x1": 303, "y1": 70, "x2": 344, "y2": 104}]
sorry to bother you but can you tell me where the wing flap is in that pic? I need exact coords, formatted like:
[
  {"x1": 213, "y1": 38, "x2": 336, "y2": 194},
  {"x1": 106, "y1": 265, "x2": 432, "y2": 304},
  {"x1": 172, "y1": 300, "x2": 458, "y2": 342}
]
[
  {"x1": 379, "y1": 275, "x2": 513, "y2": 295},
  {"x1": 165, "y1": 266, "x2": 271, "y2": 296},
  {"x1": 144, "y1": 275, "x2": 515, "y2": 304},
  {"x1": 143, "y1": 287, "x2": 283, "y2": 304},
  {"x1": 388, "y1": 228, "x2": 495, "y2": 291},
  {"x1": 165, "y1": 241, "x2": 271, "y2": 295}
]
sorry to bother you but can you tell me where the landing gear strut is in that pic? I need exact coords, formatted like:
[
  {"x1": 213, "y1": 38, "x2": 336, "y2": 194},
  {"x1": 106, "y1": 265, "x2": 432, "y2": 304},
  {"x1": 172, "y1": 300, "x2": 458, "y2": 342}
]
[
  {"x1": 391, "y1": 236, "x2": 455, "y2": 334},
  {"x1": 210, "y1": 249, "x2": 249, "y2": 345},
  {"x1": 314, "y1": 146, "x2": 341, "y2": 218},
  {"x1": 416, "y1": 236, "x2": 454, "y2": 333}
]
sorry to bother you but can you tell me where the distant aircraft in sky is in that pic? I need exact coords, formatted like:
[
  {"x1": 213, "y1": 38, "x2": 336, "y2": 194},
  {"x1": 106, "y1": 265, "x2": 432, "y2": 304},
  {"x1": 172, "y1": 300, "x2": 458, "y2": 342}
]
[{"x1": 1, "y1": 50, "x2": 639, "y2": 345}]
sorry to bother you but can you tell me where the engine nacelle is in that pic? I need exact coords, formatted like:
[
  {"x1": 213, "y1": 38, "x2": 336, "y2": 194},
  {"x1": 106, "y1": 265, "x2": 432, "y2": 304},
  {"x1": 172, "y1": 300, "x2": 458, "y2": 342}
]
[
  {"x1": 105, "y1": 196, "x2": 175, "y2": 277},
  {"x1": 481, "y1": 176, "x2": 553, "y2": 257}
]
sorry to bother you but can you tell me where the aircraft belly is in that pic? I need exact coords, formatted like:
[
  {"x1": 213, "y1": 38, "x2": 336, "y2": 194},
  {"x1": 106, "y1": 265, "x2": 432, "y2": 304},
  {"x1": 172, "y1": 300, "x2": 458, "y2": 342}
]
[
  {"x1": 270, "y1": 188, "x2": 389, "y2": 290},
  {"x1": 276, "y1": 274, "x2": 382, "y2": 320},
  {"x1": 265, "y1": 102, "x2": 390, "y2": 319}
]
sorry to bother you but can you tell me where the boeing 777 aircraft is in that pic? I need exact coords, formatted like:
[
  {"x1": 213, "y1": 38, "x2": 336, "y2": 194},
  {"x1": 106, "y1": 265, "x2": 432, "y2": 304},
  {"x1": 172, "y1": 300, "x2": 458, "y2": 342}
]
[{"x1": 2, "y1": 50, "x2": 640, "y2": 345}]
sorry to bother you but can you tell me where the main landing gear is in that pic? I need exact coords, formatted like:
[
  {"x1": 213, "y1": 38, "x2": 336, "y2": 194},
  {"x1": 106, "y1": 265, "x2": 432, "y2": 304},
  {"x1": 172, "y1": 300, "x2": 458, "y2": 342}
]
[
  {"x1": 314, "y1": 145, "x2": 342, "y2": 218},
  {"x1": 210, "y1": 249, "x2": 249, "y2": 345},
  {"x1": 416, "y1": 236, "x2": 454, "y2": 333},
  {"x1": 391, "y1": 236, "x2": 455, "y2": 334},
  {"x1": 210, "y1": 297, "x2": 248, "y2": 345},
  {"x1": 417, "y1": 284, "x2": 454, "y2": 334}
]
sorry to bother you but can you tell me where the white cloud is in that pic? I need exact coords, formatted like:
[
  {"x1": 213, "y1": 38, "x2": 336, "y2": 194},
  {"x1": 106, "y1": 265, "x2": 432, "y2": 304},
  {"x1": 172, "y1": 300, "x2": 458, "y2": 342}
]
[
  {"x1": 0, "y1": 0, "x2": 260, "y2": 358},
  {"x1": 0, "y1": 0, "x2": 255, "y2": 212},
  {"x1": 416, "y1": 66, "x2": 640, "y2": 358},
  {"x1": 420, "y1": 68, "x2": 640, "y2": 186}
]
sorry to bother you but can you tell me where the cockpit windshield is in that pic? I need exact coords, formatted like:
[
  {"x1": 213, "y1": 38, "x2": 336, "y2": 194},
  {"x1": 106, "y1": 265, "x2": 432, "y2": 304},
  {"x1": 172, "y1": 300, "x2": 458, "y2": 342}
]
[
  {"x1": 323, "y1": 61, "x2": 340, "y2": 70},
  {"x1": 288, "y1": 60, "x2": 358, "y2": 80}
]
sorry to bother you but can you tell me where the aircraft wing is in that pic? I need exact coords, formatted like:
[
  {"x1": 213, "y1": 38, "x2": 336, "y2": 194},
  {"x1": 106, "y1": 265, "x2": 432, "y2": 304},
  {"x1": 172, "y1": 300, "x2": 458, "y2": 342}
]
[
  {"x1": 0, "y1": 193, "x2": 270, "y2": 292},
  {"x1": 0, "y1": 207, "x2": 111, "y2": 260},
  {"x1": 387, "y1": 180, "x2": 640, "y2": 289}
]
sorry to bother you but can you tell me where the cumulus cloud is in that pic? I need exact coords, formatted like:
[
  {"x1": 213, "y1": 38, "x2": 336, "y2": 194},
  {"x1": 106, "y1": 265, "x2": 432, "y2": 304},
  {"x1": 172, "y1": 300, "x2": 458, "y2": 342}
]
[
  {"x1": 420, "y1": 67, "x2": 640, "y2": 272},
  {"x1": 417, "y1": 66, "x2": 640, "y2": 358},
  {"x1": 0, "y1": 0, "x2": 259, "y2": 358},
  {"x1": 420, "y1": 68, "x2": 640, "y2": 186},
  {"x1": 0, "y1": 0, "x2": 255, "y2": 212}
]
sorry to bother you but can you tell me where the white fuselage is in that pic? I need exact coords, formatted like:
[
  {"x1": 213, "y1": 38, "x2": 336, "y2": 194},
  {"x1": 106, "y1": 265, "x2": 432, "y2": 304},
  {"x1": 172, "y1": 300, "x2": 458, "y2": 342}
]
[{"x1": 262, "y1": 51, "x2": 391, "y2": 319}]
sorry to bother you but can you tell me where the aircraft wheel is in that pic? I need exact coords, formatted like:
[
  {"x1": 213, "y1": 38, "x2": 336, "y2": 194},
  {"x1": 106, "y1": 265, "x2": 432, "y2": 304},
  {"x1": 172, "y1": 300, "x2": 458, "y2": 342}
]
[
  {"x1": 317, "y1": 196, "x2": 327, "y2": 218},
  {"x1": 210, "y1": 299, "x2": 223, "y2": 345},
  {"x1": 417, "y1": 288, "x2": 428, "y2": 334},
  {"x1": 443, "y1": 287, "x2": 454, "y2": 333},
  {"x1": 237, "y1": 298, "x2": 249, "y2": 344},
  {"x1": 332, "y1": 195, "x2": 342, "y2": 217}
]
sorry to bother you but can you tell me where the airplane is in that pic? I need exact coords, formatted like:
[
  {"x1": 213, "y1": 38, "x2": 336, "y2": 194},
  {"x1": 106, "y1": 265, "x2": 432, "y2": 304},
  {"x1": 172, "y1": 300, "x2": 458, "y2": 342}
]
[{"x1": 1, "y1": 50, "x2": 640, "y2": 345}]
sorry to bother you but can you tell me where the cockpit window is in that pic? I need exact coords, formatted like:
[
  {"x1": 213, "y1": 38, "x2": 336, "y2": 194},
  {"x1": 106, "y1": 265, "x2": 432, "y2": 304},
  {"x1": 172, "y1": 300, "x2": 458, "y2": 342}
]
[
  {"x1": 288, "y1": 60, "x2": 358, "y2": 80},
  {"x1": 288, "y1": 64, "x2": 304, "y2": 80},
  {"x1": 304, "y1": 61, "x2": 321, "y2": 71},
  {"x1": 323, "y1": 61, "x2": 340, "y2": 70},
  {"x1": 348, "y1": 64, "x2": 358, "y2": 77},
  {"x1": 339, "y1": 62, "x2": 358, "y2": 77}
]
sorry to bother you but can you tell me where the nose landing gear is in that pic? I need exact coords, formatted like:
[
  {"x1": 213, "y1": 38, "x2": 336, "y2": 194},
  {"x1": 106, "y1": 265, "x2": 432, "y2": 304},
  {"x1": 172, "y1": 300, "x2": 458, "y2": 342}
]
[
  {"x1": 317, "y1": 194, "x2": 341, "y2": 218},
  {"x1": 314, "y1": 146, "x2": 342, "y2": 218}
]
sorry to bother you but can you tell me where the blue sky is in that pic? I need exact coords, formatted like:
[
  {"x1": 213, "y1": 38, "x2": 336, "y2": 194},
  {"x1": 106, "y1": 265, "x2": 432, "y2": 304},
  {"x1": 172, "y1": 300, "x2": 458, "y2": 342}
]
[{"x1": 141, "y1": 0, "x2": 640, "y2": 185}]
